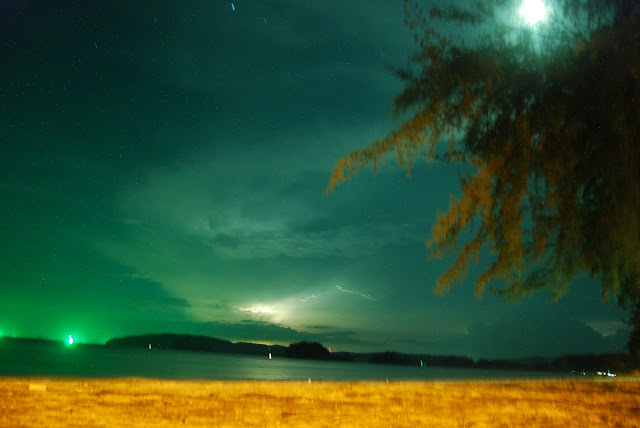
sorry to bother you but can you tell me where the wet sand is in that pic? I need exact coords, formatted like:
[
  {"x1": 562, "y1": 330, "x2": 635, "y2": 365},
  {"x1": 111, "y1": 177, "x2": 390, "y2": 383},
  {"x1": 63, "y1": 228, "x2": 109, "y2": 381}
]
[{"x1": 1, "y1": 377, "x2": 639, "y2": 427}]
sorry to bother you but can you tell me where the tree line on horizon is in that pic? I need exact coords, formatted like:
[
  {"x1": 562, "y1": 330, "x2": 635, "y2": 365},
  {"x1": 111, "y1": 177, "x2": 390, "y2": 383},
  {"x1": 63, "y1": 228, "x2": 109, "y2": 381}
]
[{"x1": 99, "y1": 335, "x2": 630, "y2": 372}]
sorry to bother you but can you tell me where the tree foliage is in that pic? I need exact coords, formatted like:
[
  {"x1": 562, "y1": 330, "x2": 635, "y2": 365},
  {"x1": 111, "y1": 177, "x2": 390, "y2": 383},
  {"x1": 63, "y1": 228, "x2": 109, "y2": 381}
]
[
  {"x1": 284, "y1": 341, "x2": 332, "y2": 360},
  {"x1": 628, "y1": 304, "x2": 640, "y2": 361},
  {"x1": 327, "y1": 0, "x2": 640, "y2": 306}
]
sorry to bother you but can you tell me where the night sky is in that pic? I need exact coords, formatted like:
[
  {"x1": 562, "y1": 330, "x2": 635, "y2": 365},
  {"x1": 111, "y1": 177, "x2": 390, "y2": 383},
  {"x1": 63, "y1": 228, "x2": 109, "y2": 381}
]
[{"x1": 1, "y1": 0, "x2": 629, "y2": 358}]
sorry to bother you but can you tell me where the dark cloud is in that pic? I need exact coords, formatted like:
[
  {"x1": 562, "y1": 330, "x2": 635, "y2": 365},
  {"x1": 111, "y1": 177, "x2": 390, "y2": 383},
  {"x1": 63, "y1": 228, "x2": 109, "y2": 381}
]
[
  {"x1": 116, "y1": 276, "x2": 191, "y2": 309},
  {"x1": 209, "y1": 233, "x2": 242, "y2": 250},
  {"x1": 461, "y1": 311, "x2": 628, "y2": 359}
]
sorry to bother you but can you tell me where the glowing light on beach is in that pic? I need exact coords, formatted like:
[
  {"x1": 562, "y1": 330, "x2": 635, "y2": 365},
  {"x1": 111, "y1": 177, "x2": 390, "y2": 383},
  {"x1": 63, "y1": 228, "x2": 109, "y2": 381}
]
[
  {"x1": 520, "y1": 0, "x2": 546, "y2": 24},
  {"x1": 67, "y1": 335, "x2": 74, "y2": 345}
]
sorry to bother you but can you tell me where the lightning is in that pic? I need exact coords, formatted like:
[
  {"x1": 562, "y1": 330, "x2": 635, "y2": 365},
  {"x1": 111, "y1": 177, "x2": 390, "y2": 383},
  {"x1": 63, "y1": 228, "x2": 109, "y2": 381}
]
[
  {"x1": 299, "y1": 293, "x2": 321, "y2": 302},
  {"x1": 336, "y1": 285, "x2": 374, "y2": 300}
]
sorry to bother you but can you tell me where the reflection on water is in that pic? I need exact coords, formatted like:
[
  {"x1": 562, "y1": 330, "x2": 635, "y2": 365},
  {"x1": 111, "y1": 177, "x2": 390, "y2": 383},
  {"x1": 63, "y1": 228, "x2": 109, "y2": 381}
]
[{"x1": 0, "y1": 340, "x2": 566, "y2": 381}]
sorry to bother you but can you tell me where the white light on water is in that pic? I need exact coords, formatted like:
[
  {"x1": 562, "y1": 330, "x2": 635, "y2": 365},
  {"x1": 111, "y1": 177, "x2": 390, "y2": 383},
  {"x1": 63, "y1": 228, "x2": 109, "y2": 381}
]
[{"x1": 520, "y1": 0, "x2": 546, "y2": 24}]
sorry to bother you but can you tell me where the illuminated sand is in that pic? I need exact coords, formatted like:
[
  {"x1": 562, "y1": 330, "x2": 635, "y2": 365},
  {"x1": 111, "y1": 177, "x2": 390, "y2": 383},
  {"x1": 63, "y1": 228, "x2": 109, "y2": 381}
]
[{"x1": 2, "y1": 377, "x2": 639, "y2": 427}]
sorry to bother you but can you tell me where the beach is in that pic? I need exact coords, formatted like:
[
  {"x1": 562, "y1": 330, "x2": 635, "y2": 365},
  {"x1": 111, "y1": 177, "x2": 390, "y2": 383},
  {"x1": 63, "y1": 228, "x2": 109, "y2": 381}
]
[{"x1": 1, "y1": 377, "x2": 639, "y2": 427}]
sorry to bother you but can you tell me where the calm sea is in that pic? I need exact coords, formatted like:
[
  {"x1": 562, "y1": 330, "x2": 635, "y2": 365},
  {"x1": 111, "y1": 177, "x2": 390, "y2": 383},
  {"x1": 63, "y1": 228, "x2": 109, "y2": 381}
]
[{"x1": 0, "y1": 340, "x2": 566, "y2": 381}]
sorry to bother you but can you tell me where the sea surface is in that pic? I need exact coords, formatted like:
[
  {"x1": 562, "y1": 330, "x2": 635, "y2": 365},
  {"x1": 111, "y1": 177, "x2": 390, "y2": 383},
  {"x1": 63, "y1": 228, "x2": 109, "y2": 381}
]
[{"x1": 0, "y1": 340, "x2": 567, "y2": 381}]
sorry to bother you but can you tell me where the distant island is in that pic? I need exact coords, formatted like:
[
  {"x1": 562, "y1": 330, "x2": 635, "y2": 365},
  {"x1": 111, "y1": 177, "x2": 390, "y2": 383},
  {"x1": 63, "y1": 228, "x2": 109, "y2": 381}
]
[
  {"x1": 0, "y1": 334, "x2": 629, "y2": 374},
  {"x1": 103, "y1": 333, "x2": 631, "y2": 374},
  {"x1": 106, "y1": 333, "x2": 287, "y2": 357},
  {"x1": 283, "y1": 341, "x2": 331, "y2": 360}
]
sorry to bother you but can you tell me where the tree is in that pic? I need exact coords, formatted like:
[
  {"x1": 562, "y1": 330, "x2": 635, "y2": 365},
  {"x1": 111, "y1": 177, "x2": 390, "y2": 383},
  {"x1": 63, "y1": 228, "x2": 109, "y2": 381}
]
[
  {"x1": 327, "y1": 0, "x2": 640, "y2": 309},
  {"x1": 628, "y1": 305, "x2": 640, "y2": 362},
  {"x1": 284, "y1": 341, "x2": 332, "y2": 360}
]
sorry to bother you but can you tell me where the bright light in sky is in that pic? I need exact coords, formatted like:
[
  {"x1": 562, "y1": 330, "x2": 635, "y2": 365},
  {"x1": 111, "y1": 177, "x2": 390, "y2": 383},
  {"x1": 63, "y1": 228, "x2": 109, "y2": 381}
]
[
  {"x1": 240, "y1": 305, "x2": 274, "y2": 315},
  {"x1": 237, "y1": 301, "x2": 295, "y2": 324},
  {"x1": 520, "y1": 0, "x2": 547, "y2": 24},
  {"x1": 67, "y1": 335, "x2": 74, "y2": 345}
]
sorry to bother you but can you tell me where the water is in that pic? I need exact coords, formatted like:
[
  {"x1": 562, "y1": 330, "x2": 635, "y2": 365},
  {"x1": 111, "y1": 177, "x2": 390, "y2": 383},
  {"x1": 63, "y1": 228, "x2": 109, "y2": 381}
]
[{"x1": 0, "y1": 340, "x2": 566, "y2": 381}]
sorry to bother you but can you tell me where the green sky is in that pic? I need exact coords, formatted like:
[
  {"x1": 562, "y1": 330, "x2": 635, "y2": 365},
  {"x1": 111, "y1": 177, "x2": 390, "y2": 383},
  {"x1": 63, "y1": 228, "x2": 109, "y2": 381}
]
[{"x1": 0, "y1": 0, "x2": 629, "y2": 358}]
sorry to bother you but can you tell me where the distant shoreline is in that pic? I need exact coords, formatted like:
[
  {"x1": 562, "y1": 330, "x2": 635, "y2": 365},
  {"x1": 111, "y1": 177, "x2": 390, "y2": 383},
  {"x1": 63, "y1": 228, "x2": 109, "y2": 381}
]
[
  {"x1": 2, "y1": 377, "x2": 639, "y2": 427},
  {"x1": 2, "y1": 334, "x2": 631, "y2": 375}
]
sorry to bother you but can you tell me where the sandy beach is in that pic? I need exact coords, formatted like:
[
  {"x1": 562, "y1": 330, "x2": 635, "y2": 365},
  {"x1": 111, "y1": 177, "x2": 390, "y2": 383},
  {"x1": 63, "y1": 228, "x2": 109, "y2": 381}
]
[{"x1": 1, "y1": 377, "x2": 639, "y2": 427}]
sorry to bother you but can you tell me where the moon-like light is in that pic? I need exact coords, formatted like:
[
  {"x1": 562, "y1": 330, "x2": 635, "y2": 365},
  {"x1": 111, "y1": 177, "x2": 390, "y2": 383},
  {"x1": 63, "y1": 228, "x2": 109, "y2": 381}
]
[{"x1": 520, "y1": 0, "x2": 547, "y2": 24}]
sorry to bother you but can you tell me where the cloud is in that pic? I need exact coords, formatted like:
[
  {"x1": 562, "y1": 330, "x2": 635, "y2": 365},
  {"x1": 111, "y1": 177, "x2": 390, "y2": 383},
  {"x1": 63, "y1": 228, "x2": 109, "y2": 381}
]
[
  {"x1": 112, "y1": 276, "x2": 191, "y2": 309},
  {"x1": 114, "y1": 153, "x2": 433, "y2": 265},
  {"x1": 460, "y1": 311, "x2": 628, "y2": 359},
  {"x1": 205, "y1": 221, "x2": 421, "y2": 260}
]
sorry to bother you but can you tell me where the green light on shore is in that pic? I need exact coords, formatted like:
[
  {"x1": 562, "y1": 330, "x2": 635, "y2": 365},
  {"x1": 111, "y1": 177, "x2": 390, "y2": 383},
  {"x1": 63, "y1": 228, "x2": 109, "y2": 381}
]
[{"x1": 67, "y1": 335, "x2": 74, "y2": 345}]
